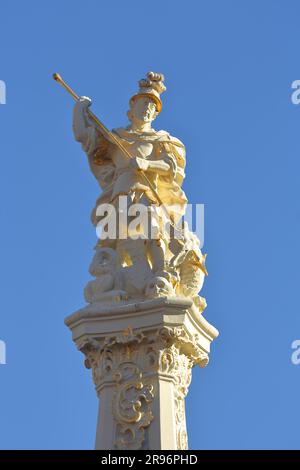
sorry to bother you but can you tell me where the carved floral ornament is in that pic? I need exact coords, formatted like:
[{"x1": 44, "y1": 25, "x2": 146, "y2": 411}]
[
  {"x1": 80, "y1": 325, "x2": 209, "y2": 381},
  {"x1": 112, "y1": 363, "x2": 154, "y2": 450},
  {"x1": 78, "y1": 326, "x2": 202, "y2": 450}
]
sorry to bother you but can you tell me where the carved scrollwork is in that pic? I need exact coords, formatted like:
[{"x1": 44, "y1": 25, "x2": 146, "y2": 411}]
[
  {"x1": 112, "y1": 363, "x2": 154, "y2": 450},
  {"x1": 103, "y1": 327, "x2": 146, "y2": 348},
  {"x1": 79, "y1": 325, "x2": 210, "y2": 450},
  {"x1": 158, "y1": 326, "x2": 209, "y2": 368},
  {"x1": 175, "y1": 397, "x2": 188, "y2": 450},
  {"x1": 158, "y1": 343, "x2": 191, "y2": 449}
]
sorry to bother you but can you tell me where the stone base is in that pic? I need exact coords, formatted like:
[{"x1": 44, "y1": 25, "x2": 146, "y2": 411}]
[{"x1": 65, "y1": 297, "x2": 219, "y2": 450}]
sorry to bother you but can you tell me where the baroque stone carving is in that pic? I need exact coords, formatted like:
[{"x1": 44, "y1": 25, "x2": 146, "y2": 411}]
[
  {"x1": 61, "y1": 70, "x2": 219, "y2": 450},
  {"x1": 80, "y1": 324, "x2": 209, "y2": 449},
  {"x1": 112, "y1": 363, "x2": 154, "y2": 450},
  {"x1": 84, "y1": 247, "x2": 128, "y2": 304},
  {"x1": 72, "y1": 71, "x2": 208, "y2": 312}
]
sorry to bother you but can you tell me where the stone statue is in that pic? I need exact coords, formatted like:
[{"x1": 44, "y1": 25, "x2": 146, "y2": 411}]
[
  {"x1": 72, "y1": 72, "x2": 207, "y2": 311},
  {"x1": 61, "y1": 71, "x2": 219, "y2": 451}
]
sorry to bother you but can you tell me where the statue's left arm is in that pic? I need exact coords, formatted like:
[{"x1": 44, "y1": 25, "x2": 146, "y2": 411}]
[
  {"x1": 138, "y1": 138, "x2": 185, "y2": 183},
  {"x1": 131, "y1": 139, "x2": 183, "y2": 179},
  {"x1": 132, "y1": 156, "x2": 171, "y2": 175}
]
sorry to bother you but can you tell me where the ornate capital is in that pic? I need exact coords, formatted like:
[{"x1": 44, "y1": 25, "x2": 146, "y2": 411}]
[
  {"x1": 79, "y1": 325, "x2": 208, "y2": 450},
  {"x1": 66, "y1": 297, "x2": 218, "y2": 449}
]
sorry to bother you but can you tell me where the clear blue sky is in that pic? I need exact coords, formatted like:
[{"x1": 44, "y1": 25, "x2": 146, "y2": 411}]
[{"x1": 0, "y1": 0, "x2": 299, "y2": 450}]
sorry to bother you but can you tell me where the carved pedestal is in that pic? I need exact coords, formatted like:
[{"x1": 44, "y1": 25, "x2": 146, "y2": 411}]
[{"x1": 65, "y1": 297, "x2": 218, "y2": 450}]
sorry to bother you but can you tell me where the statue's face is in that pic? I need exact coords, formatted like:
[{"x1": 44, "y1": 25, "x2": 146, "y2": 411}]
[{"x1": 131, "y1": 96, "x2": 157, "y2": 123}]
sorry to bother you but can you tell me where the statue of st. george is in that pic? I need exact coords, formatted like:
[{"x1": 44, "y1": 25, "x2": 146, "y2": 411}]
[{"x1": 73, "y1": 72, "x2": 206, "y2": 310}]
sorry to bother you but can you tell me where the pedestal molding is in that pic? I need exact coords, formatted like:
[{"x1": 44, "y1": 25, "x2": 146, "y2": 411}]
[{"x1": 65, "y1": 298, "x2": 218, "y2": 449}]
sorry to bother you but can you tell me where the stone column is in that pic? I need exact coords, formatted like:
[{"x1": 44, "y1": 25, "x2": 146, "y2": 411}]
[{"x1": 65, "y1": 297, "x2": 219, "y2": 450}]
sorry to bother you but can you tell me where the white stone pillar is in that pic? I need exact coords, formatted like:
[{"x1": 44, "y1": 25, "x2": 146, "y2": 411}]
[{"x1": 65, "y1": 297, "x2": 219, "y2": 450}]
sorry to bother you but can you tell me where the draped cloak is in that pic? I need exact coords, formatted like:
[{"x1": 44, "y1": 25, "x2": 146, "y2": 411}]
[{"x1": 81, "y1": 126, "x2": 188, "y2": 227}]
